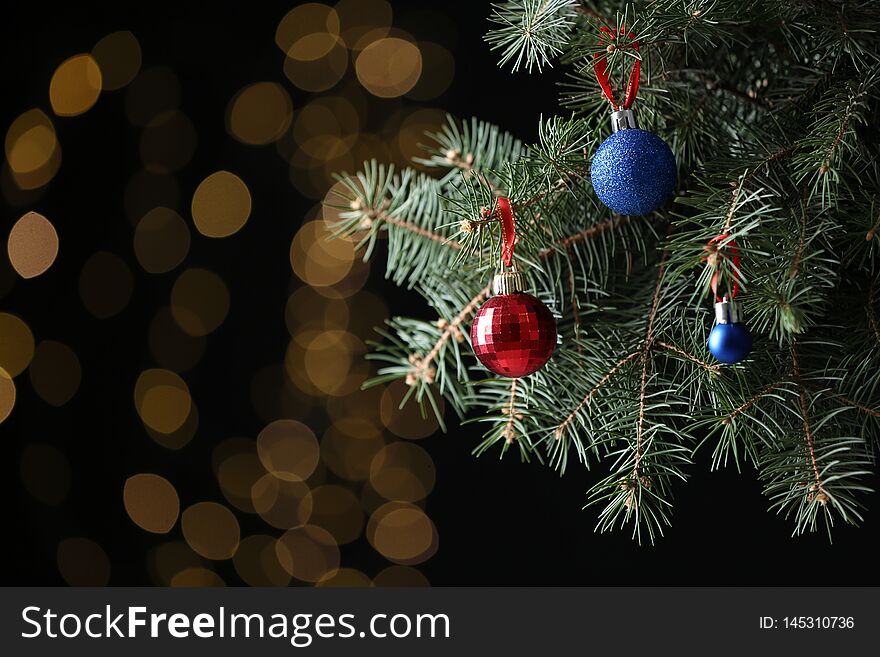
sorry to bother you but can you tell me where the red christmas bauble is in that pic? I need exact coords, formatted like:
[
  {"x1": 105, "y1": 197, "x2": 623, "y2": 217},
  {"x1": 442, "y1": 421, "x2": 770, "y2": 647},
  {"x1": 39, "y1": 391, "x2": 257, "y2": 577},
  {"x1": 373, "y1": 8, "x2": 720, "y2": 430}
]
[{"x1": 471, "y1": 292, "x2": 556, "y2": 377}]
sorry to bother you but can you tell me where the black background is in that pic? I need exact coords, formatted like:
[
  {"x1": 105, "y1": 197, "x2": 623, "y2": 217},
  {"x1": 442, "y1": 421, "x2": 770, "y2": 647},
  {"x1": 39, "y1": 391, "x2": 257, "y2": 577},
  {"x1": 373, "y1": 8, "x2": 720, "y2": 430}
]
[{"x1": 3, "y1": 0, "x2": 878, "y2": 586}]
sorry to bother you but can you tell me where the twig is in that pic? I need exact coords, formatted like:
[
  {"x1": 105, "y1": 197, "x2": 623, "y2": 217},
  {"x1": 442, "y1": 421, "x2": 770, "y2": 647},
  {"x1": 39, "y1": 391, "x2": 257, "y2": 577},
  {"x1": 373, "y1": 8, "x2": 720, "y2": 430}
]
[
  {"x1": 376, "y1": 209, "x2": 462, "y2": 250},
  {"x1": 538, "y1": 216, "x2": 632, "y2": 259},
  {"x1": 721, "y1": 382, "x2": 782, "y2": 425},
  {"x1": 554, "y1": 351, "x2": 640, "y2": 439},
  {"x1": 791, "y1": 341, "x2": 828, "y2": 505},
  {"x1": 656, "y1": 340, "x2": 720, "y2": 373},
  {"x1": 868, "y1": 278, "x2": 880, "y2": 346},
  {"x1": 502, "y1": 379, "x2": 519, "y2": 444}
]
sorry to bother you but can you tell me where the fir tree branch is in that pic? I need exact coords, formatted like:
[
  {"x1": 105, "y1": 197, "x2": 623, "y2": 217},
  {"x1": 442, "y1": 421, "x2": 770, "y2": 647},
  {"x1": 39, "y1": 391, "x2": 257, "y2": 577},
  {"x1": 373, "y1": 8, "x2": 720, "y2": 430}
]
[
  {"x1": 372, "y1": 206, "x2": 463, "y2": 250},
  {"x1": 502, "y1": 379, "x2": 520, "y2": 444},
  {"x1": 721, "y1": 382, "x2": 783, "y2": 425},
  {"x1": 868, "y1": 278, "x2": 880, "y2": 346},
  {"x1": 538, "y1": 216, "x2": 633, "y2": 259},
  {"x1": 553, "y1": 350, "x2": 640, "y2": 439},
  {"x1": 656, "y1": 340, "x2": 720, "y2": 373},
  {"x1": 791, "y1": 341, "x2": 828, "y2": 505}
]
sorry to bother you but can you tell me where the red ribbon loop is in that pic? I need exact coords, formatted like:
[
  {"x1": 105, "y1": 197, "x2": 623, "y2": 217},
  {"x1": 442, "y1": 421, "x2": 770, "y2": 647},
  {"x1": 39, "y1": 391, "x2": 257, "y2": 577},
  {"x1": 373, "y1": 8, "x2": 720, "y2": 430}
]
[
  {"x1": 496, "y1": 197, "x2": 517, "y2": 268},
  {"x1": 592, "y1": 25, "x2": 641, "y2": 111},
  {"x1": 707, "y1": 235, "x2": 741, "y2": 302}
]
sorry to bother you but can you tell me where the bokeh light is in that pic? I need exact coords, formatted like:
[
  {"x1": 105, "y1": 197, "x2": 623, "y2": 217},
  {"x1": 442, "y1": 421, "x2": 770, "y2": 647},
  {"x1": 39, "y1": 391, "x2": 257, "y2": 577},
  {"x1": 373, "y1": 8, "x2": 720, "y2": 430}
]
[
  {"x1": 0, "y1": 312, "x2": 35, "y2": 376},
  {"x1": 146, "y1": 403, "x2": 199, "y2": 450},
  {"x1": 228, "y1": 82, "x2": 293, "y2": 145},
  {"x1": 28, "y1": 340, "x2": 81, "y2": 406},
  {"x1": 49, "y1": 54, "x2": 102, "y2": 116},
  {"x1": 380, "y1": 379, "x2": 442, "y2": 439},
  {"x1": 317, "y1": 568, "x2": 371, "y2": 587},
  {"x1": 217, "y1": 448, "x2": 266, "y2": 513},
  {"x1": 149, "y1": 541, "x2": 202, "y2": 586},
  {"x1": 308, "y1": 484, "x2": 364, "y2": 545},
  {"x1": 335, "y1": 0, "x2": 393, "y2": 50},
  {"x1": 6, "y1": 211, "x2": 59, "y2": 279},
  {"x1": 91, "y1": 30, "x2": 142, "y2": 91},
  {"x1": 57, "y1": 538, "x2": 111, "y2": 586},
  {"x1": 356, "y1": 38, "x2": 422, "y2": 98},
  {"x1": 170, "y1": 567, "x2": 225, "y2": 587},
  {"x1": 0, "y1": 367, "x2": 14, "y2": 423},
  {"x1": 290, "y1": 220, "x2": 355, "y2": 287},
  {"x1": 321, "y1": 417, "x2": 386, "y2": 481},
  {"x1": 257, "y1": 419, "x2": 320, "y2": 481},
  {"x1": 373, "y1": 565, "x2": 430, "y2": 587},
  {"x1": 233, "y1": 535, "x2": 291, "y2": 586},
  {"x1": 191, "y1": 171, "x2": 252, "y2": 238},
  {"x1": 170, "y1": 268, "x2": 230, "y2": 336},
  {"x1": 370, "y1": 442, "x2": 436, "y2": 502},
  {"x1": 181, "y1": 502, "x2": 241, "y2": 560},
  {"x1": 368, "y1": 502, "x2": 438, "y2": 564},
  {"x1": 275, "y1": 524, "x2": 340, "y2": 583},
  {"x1": 134, "y1": 368, "x2": 192, "y2": 434},
  {"x1": 134, "y1": 207, "x2": 191, "y2": 273},
  {"x1": 123, "y1": 473, "x2": 181, "y2": 534},
  {"x1": 79, "y1": 251, "x2": 134, "y2": 319},
  {"x1": 251, "y1": 474, "x2": 313, "y2": 529}
]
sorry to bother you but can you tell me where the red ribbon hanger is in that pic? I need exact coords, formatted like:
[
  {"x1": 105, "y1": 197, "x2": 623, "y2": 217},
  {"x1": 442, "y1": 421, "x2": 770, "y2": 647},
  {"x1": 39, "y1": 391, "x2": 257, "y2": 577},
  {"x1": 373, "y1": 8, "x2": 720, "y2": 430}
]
[
  {"x1": 496, "y1": 197, "x2": 517, "y2": 268},
  {"x1": 592, "y1": 25, "x2": 641, "y2": 111},
  {"x1": 707, "y1": 234, "x2": 741, "y2": 302}
]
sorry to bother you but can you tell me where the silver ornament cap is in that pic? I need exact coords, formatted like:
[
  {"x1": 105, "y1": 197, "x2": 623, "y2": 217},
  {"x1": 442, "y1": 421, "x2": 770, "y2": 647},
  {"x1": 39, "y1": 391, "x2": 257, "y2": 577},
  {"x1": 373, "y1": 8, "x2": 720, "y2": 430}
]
[
  {"x1": 492, "y1": 271, "x2": 526, "y2": 296},
  {"x1": 714, "y1": 295, "x2": 742, "y2": 324},
  {"x1": 610, "y1": 108, "x2": 638, "y2": 133}
]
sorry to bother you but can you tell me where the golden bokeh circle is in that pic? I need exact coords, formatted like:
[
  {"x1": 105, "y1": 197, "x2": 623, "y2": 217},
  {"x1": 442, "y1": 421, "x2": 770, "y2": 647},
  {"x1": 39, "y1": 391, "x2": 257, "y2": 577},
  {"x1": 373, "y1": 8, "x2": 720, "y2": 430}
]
[
  {"x1": 191, "y1": 171, "x2": 252, "y2": 238},
  {"x1": 0, "y1": 367, "x2": 14, "y2": 424},
  {"x1": 134, "y1": 207, "x2": 190, "y2": 274},
  {"x1": 228, "y1": 82, "x2": 293, "y2": 145},
  {"x1": 57, "y1": 538, "x2": 111, "y2": 586},
  {"x1": 49, "y1": 54, "x2": 102, "y2": 116},
  {"x1": 78, "y1": 251, "x2": 134, "y2": 319},
  {"x1": 356, "y1": 38, "x2": 422, "y2": 98},
  {"x1": 92, "y1": 30, "x2": 142, "y2": 90},
  {"x1": 7, "y1": 211, "x2": 59, "y2": 279},
  {"x1": 275, "y1": 524, "x2": 340, "y2": 583},
  {"x1": 233, "y1": 535, "x2": 292, "y2": 587},
  {"x1": 308, "y1": 484, "x2": 364, "y2": 545},
  {"x1": 321, "y1": 417, "x2": 385, "y2": 482},
  {"x1": 373, "y1": 565, "x2": 430, "y2": 587},
  {"x1": 276, "y1": 3, "x2": 341, "y2": 54},
  {"x1": 283, "y1": 38, "x2": 348, "y2": 93},
  {"x1": 28, "y1": 340, "x2": 81, "y2": 407},
  {"x1": 406, "y1": 42, "x2": 455, "y2": 101},
  {"x1": 257, "y1": 419, "x2": 320, "y2": 481},
  {"x1": 380, "y1": 379, "x2": 443, "y2": 439},
  {"x1": 170, "y1": 268, "x2": 230, "y2": 336},
  {"x1": 146, "y1": 403, "x2": 198, "y2": 451},
  {"x1": 134, "y1": 368, "x2": 192, "y2": 434},
  {"x1": 5, "y1": 110, "x2": 57, "y2": 176},
  {"x1": 289, "y1": 220, "x2": 355, "y2": 287},
  {"x1": 217, "y1": 451, "x2": 267, "y2": 514},
  {"x1": 170, "y1": 567, "x2": 225, "y2": 587},
  {"x1": 251, "y1": 474, "x2": 313, "y2": 529},
  {"x1": 285, "y1": 286, "x2": 349, "y2": 333},
  {"x1": 149, "y1": 541, "x2": 202, "y2": 586},
  {"x1": 20, "y1": 443, "x2": 71, "y2": 505},
  {"x1": 368, "y1": 503, "x2": 437, "y2": 564},
  {"x1": 0, "y1": 312, "x2": 34, "y2": 376},
  {"x1": 370, "y1": 442, "x2": 436, "y2": 502},
  {"x1": 335, "y1": 0, "x2": 393, "y2": 50},
  {"x1": 316, "y1": 568, "x2": 372, "y2": 587},
  {"x1": 123, "y1": 473, "x2": 181, "y2": 534},
  {"x1": 181, "y1": 502, "x2": 241, "y2": 560}
]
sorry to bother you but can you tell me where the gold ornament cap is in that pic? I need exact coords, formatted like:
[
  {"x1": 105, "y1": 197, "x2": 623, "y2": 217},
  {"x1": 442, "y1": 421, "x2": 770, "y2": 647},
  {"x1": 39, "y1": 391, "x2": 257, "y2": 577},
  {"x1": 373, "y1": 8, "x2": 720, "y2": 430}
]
[{"x1": 492, "y1": 271, "x2": 526, "y2": 295}]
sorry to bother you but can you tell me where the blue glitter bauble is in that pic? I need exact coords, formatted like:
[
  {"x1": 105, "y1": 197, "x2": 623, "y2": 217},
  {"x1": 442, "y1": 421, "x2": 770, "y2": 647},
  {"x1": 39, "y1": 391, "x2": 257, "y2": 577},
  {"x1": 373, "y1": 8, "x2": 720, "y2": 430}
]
[
  {"x1": 590, "y1": 128, "x2": 676, "y2": 216},
  {"x1": 707, "y1": 322, "x2": 753, "y2": 364}
]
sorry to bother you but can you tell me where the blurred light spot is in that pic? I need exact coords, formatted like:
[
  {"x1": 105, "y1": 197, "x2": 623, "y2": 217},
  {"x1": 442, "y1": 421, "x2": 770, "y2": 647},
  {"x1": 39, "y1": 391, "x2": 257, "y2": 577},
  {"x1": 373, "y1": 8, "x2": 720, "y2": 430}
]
[
  {"x1": 20, "y1": 443, "x2": 71, "y2": 505},
  {"x1": 309, "y1": 484, "x2": 364, "y2": 544},
  {"x1": 5, "y1": 110, "x2": 58, "y2": 176},
  {"x1": 57, "y1": 538, "x2": 110, "y2": 586},
  {"x1": 0, "y1": 312, "x2": 34, "y2": 376},
  {"x1": 368, "y1": 502, "x2": 437, "y2": 564},
  {"x1": 380, "y1": 379, "x2": 442, "y2": 439},
  {"x1": 182, "y1": 502, "x2": 241, "y2": 560},
  {"x1": 140, "y1": 111, "x2": 197, "y2": 173},
  {"x1": 251, "y1": 474, "x2": 313, "y2": 529},
  {"x1": 124, "y1": 473, "x2": 180, "y2": 533},
  {"x1": 295, "y1": 101, "x2": 359, "y2": 157},
  {"x1": 317, "y1": 568, "x2": 371, "y2": 587},
  {"x1": 134, "y1": 368, "x2": 192, "y2": 434},
  {"x1": 356, "y1": 38, "x2": 422, "y2": 98},
  {"x1": 146, "y1": 402, "x2": 198, "y2": 450},
  {"x1": 28, "y1": 340, "x2": 81, "y2": 406},
  {"x1": 149, "y1": 541, "x2": 202, "y2": 585},
  {"x1": 283, "y1": 39, "x2": 348, "y2": 93},
  {"x1": 49, "y1": 54, "x2": 102, "y2": 116},
  {"x1": 335, "y1": 0, "x2": 393, "y2": 50},
  {"x1": 125, "y1": 67, "x2": 181, "y2": 126},
  {"x1": 148, "y1": 307, "x2": 205, "y2": 373},
  {"x1": 285, "y1": 286, "x2": 349, "y2": 334},
  {"x1": 92, "y1": 30, "x2": 142, "y2": 90},
  {"x1": 134, "y1": 207, "x2": 190, "y2": 273},
  {"x1": 275, "y1": 524, "x2": 339, "y2": 583},
  {"x1": 170, "y1": 567, "x2": 225, "y2": 587},
  {"x1": 321, "y1": 418, "x2": 385, "y2": 482},
  {"x1": 124, "y1": 170, "x2": 179, "y2": 225},
  {"x1": 7, "y1": 211, "x2": 59, "y2": 279},
  {"x1": 227, "y1": 82, "x2": 293, "y2": 145},
  {"x1": 370, "y1": 442, "x2": 436, "y2": 502},
  {"x1": 233, "y1": 535, "x2": 292, "y2": 587},
  {"x1": 290, "y1": 220, "x2": 354, "y2": 287},
  {"x1": 276, "y1": 3, "x2": 341, "y2": 54},
  {"x1": 170, "y1": 268, "x2": 230, "y2": 336},
  {"x1": 191, "y1": 171, "x2": 251, "y2": 238},
  {"x1": 0, "y1": 367, "x2": 14, "y2": 423},
  {"x1": 395, "y1": 108, "x2": 446, "y2": 165},
  {"x1": 217, "y1": 450, "x2": 266, "y2": 513},
  {"x1": 373, "y1": 565, "x2": 429, "y2": 587},
  {"x1": 406, "y1": 42, "x2": 455, "y2": 101},
  {"x1": 78, "y1": 251, "x2": 134, "y2": 318},
  {"x1": 325, "y1": 380, "x2": 384, "y2": 425},
  {"x1": 257, "y1": 419, "x2": 320, "y2": 481},
  {"x1": 285, "y1": 329, "x2": 366, "y2": 397}
]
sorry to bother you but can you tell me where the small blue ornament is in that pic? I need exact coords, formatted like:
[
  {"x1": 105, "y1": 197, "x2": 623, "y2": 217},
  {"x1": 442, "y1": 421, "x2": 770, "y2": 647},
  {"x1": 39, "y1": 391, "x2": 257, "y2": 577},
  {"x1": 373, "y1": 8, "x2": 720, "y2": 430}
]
[
  {"x1": 590, "y1": 111, "x2": 676, "y2": 216},
  {"x1": 707, "y1": 298, "x2": 752, "y2": 364}
]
